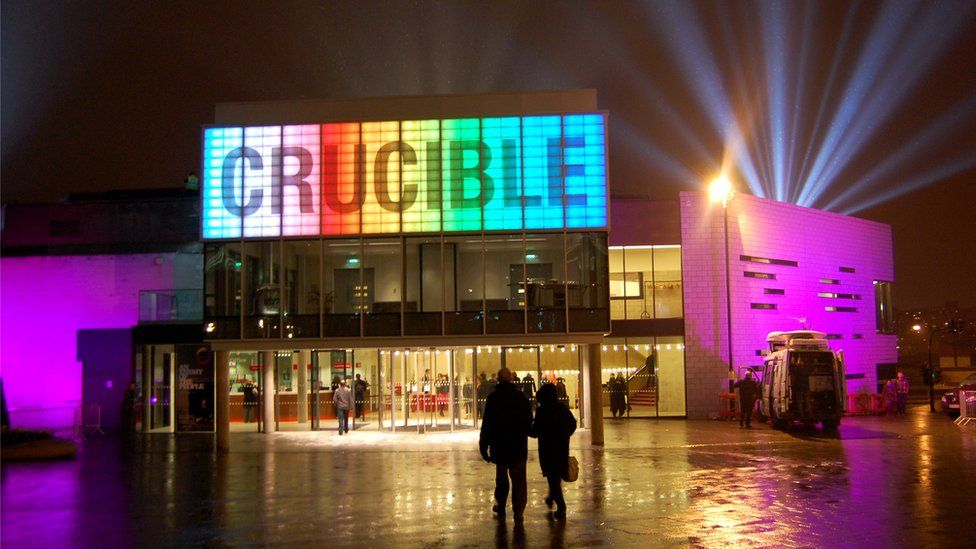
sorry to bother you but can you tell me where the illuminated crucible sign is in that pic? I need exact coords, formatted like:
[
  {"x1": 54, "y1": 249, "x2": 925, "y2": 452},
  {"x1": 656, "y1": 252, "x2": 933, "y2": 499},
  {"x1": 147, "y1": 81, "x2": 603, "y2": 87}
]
[{"x1": 202, "y1": 114, "x2": 607, "y2": 239}]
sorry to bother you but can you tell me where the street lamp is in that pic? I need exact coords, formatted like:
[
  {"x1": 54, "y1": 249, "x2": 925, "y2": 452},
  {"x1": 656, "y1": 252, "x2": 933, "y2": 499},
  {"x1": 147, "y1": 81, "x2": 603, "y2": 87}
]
[{"x1": 709, "y1": 176, "x2": 736, "y2": 391}]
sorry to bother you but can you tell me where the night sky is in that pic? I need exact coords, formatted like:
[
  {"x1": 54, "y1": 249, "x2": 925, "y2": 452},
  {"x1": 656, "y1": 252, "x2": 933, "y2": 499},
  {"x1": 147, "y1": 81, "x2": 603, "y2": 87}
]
[{"x1": 2, "y1": 1, "x2": 974, "y2": 308}]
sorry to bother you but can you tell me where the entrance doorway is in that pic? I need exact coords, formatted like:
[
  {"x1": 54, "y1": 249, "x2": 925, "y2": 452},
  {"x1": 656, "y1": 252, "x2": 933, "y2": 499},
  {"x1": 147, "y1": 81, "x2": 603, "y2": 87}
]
[{"x1": 379, "y1": 348, "x2": 477, "y2": 432}]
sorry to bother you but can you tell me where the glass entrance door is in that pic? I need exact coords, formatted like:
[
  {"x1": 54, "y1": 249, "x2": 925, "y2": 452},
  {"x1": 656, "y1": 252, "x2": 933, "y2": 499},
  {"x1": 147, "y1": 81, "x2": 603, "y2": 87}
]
[{"x1": 379, "y1": 347, "x2": 473, "y2": 432}]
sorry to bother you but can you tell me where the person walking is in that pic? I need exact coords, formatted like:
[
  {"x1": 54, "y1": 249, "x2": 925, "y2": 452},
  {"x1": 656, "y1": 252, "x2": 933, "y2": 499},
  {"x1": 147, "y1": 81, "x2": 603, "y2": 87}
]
[
  {"x1": 479, "y1": 368, "x2": 533, "y2": 523},
  {"x1": 883, "y1": 378, "x2": 898, "y2": 416},
  {"x1": 529, "y1": 384, "x2": 577, "y2": 519},
  {"x1": 733, "y1": 371, "x2": 760, "y2": 428},
  {"x1": 241, "y1": 379, "x2": 259, "y2": 424},
  {"x1": 895, "y1": 371, "x2": 910, "y2": 415},
  {"x1": 354, "y1": 374, "x2": 369, "y2": 420},
  {"x1": 333, "y1": 380, "x2": 353, "y2": 435}
]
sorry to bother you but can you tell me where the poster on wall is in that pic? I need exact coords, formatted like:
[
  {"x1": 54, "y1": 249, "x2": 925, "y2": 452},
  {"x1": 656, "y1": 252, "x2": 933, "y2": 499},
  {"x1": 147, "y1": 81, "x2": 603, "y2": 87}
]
[{"x1": 175, "y1": 345, "x2": 214, "y2": 432}]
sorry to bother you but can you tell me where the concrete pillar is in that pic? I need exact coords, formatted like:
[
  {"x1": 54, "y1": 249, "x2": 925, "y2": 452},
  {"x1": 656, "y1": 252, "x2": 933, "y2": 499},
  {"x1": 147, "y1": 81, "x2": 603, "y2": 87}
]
[
  {"x1": 296, "y1": 349, "x2": 310, "y2": 423},
  {"x1": 141, "y1": 346, "x2": 152, "y2": 432},
  {"x1": 586, "y1": 344, "x2": 605, "y2": 446},
  {"x1": 216, "y1": 350, "x2": 230, "y2": 452},
  {"x1": 262, "y1": 350, "x2": 275, "y2": 433}
]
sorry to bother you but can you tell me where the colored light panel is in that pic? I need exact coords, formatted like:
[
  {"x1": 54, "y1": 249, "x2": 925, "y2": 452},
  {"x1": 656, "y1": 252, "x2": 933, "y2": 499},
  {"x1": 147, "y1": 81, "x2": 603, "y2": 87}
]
[
  {"x1": 203, "y1": 127, "x2": 243, "y2": 239},
  {"x1": 361, "y1": 121, "x2": 402, "y2": 234},
  {"x1": 281, "y1": 125, "x2": 321, "y2": 236},
  {"x1": 442, "y1": 118, "x2": 483, "y2": 232},
  {"x1": 482, "y1": 117, "x2": 523, "y2": 231},
  {"x1": 321, "y1": 123, "x2": 362, "y2": 235},
  {"x1": 401, "y1": 119, "x2": 441, "y2": 232},
  {"x1": 522, "y1": 115, "x2": 564, "y2": 229},
  {"x1": 242, "y1": 126, "x2": 281, "y2": 238},
  {"x1": 202, "y1": 114, "x2": 608, "y2": 240},
  {"x1": 564, "y1": 114, "x2": 607, "y2": 228}
]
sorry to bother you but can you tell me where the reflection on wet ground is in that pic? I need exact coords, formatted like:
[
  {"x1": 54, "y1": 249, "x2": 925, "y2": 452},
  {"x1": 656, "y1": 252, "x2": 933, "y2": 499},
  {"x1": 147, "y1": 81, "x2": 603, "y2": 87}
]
[{"x1": 3, "y1": 405, "x2": 974, "y2": 547}]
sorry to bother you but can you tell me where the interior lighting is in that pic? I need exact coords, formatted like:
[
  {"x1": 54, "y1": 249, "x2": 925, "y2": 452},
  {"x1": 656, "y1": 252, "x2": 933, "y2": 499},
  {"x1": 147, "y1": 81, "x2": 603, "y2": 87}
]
[
  {"x1": 205, "y1": 322, "x2": 215, "y2": 333},
  {"x1": 912, "y1": 324, "x2": 922, "y2": 332}
]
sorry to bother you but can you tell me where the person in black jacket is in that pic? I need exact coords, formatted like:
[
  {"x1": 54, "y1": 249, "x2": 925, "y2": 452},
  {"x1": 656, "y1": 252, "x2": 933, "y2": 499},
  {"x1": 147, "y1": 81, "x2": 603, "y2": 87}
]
[
  {"x1": 733, "y1": 371, "x2": 761, "y2": 428},
  {"x1": 479, "y1": 368, "x2": 533, "y2": 523},
  {"x1": 530, "y1": 383, "x2": 577, "y2": 518}
]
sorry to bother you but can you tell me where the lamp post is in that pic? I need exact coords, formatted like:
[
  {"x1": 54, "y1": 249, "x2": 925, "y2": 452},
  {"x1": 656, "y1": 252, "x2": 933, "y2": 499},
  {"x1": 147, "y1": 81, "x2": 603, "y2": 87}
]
[
  {"x1": 926, "y1": 325, "x2": 945, "y2": 413},
  {"x1": 709, "y1": 176, "x2": 736, "y2": 391}
]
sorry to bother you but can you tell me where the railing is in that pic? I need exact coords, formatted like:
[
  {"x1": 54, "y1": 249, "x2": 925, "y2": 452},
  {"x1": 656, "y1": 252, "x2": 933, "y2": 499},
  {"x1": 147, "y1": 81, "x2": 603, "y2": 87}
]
[
  {"x1": 7, "y1": 404, "x2": 104, "y2": 438},
  {"x1": 8, "y1": 405, "x2": 80, "y2": 436},
  {"x1": 139, "y1": 289, "x2": 202, "y2": 322},
  {"x1": 955, "y1": 390, "x2": 976, "y2": 429}
]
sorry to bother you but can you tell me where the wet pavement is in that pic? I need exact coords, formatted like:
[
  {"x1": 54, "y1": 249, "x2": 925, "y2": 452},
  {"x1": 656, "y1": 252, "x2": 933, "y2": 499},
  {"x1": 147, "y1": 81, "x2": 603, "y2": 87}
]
[{"x1": 3, "y1": 405, "x2": 974, "y2": 548}]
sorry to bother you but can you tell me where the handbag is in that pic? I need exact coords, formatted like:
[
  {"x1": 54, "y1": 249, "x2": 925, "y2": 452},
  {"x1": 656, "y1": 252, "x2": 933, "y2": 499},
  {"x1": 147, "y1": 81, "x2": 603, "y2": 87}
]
[{"x1": 563, "y1": 455, "x2": 579, "y2": 483}]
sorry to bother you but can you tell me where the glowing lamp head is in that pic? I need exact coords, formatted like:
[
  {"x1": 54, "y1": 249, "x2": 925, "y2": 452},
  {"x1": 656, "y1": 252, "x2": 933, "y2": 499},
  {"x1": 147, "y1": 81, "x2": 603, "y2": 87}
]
[
  {"x1": 912, "y1": 324, "x2": 922, "y2": 332},
  {"x1": 709, "y1": 176, "x2": 735, "y2": 205}
]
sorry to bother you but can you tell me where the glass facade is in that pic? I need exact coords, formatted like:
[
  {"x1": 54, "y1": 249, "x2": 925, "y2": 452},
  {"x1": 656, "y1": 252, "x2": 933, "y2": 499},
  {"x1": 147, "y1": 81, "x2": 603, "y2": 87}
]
[
  {"x1": 220, "y1": 344, "x2": 585, "y2": 433},
  {"x1": 609, "y1": 245, "x2": 683, "y2": 320},
  {"x1": 205, "y1": 232, "x2": 609, "y2": 339},
  {"x1": 600, "y1": 336, "x2": 686, "y2": 417}
]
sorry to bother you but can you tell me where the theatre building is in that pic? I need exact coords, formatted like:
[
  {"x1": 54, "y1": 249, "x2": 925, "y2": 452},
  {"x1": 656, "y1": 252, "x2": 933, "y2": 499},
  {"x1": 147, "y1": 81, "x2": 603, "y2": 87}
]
[{"x1": 0, "y1": 90, "x2": 897, "y2": 441}]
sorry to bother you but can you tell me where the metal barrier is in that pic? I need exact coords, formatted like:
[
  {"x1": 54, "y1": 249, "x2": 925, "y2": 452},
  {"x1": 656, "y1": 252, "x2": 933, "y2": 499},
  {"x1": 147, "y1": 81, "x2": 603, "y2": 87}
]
[
  {"x1": 846, "y1": 393, "x2": 885, "y2": 415},
  {"x1": 955, "y1": 390, "x2": 976, "y2": 429},
  {"x1": 75, "y1": 404, "x2": 105, "y2": 438}
]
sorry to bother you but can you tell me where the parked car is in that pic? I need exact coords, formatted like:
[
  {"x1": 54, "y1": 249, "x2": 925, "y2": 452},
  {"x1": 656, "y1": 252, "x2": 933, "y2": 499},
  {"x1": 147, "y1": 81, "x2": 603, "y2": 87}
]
[{"x1": 941, "y1": 372, "x2": 976, "y2": 417}]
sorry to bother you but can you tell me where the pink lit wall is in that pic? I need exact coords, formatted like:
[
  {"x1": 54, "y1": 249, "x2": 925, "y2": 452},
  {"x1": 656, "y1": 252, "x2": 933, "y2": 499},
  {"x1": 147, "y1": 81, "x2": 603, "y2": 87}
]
[
  {"x1": 0, "y1": 254, "x2": 176, "y2": 417},
  {"x1": 680, "y1": 192, "x2": 897, "y2": 419}
]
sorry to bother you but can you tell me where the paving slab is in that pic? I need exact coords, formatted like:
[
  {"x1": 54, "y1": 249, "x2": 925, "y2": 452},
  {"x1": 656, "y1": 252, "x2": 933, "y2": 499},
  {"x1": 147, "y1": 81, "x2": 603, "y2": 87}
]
[{"x1": 2, "y1": 405, "x2": 974, "y2": 548}]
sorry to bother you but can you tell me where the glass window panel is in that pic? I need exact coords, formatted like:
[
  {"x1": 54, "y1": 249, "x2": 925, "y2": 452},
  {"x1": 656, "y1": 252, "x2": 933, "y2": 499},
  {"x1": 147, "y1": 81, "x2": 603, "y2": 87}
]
[
  {"x1": 204, "y1": 242, "x2": 242, "y2": 338},
  {"x1": 446, "y1": 235, "x2": 485, "y2": 335},
  {"x1": 525, "y1": 233, "x2": 566, "y2": 333},
  {"x1": 243, "y1": 240, "x2": 281, "y2": 338},
  {"x1": 609, "y1": 247, "x2": 625, "y2": 320},
  {"x1": 282, "y1": 240, "x2": 321, "y2": 338},
  {"x1": 653, "y1": 246, "x2": 683, "y2": 318},
  {"x1": 625, "y1": 247, "x2": 653, "y2": 319},
  {"x1": 566, "y1": 232, "x2": 609, "y2": 332},
  {"x1": 539, "y1": 344, "x2": 582, "y2": 420},
  {"x1": 322, "y1": 239, "x2": 361, "y2": 337},
  {"x1": 485, "y1": 235, "x2": 525, "y2": 334},
  {"x1": 626, "y1": 338, "x2": 657, "y2": 418},
  {"x1": 405, "y1": 236, "x2": 443, "y2": 335},
  {"x1": 656, "y1": 336, "x2": 686, "y2": 416},
  {"x1": 363, "y1": 238, "x2": 401, "y2": 336}
]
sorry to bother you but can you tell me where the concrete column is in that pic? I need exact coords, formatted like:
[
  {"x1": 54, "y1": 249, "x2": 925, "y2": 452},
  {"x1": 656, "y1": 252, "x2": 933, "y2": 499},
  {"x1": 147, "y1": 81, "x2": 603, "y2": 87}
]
[
  {"x1": 296, "y1": 349, "x2": 310, "y2": 423},
  {"x1": 262, "y1": 350, "x2": 275, "y2": 433},
  {"x1": 216, "y1": 350, "x2": 230, "y2": 452},
  {"x1": 586, "y1": 344, "x2": 605, "y2": 446}
]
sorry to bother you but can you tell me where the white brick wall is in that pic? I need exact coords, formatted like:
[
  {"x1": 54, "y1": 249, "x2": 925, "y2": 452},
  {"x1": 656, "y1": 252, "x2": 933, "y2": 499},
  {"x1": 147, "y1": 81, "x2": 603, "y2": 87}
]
[{"x1": 680, "y1": 192, "x2": 897, "y2": 418}]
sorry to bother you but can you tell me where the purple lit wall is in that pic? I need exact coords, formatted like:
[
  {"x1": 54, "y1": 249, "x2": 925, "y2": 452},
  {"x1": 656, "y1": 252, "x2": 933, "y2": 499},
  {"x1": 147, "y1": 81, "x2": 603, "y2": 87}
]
[
  {"x1": 0, "y1": 254, "x2": 176, "y2": 420},
  {"x1": 680, "y1": 192, "x2": 897, "y2": 419}
]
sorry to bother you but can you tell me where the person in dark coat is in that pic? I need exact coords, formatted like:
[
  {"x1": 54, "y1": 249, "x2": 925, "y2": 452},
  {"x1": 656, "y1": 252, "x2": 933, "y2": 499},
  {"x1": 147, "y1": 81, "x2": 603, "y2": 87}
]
[
  {"x1": 479, "y1": 368, "x2": 533, "y2": 523},
  {"x1": 530, "y1": 383, "x2": 577, "y2": 518},
  {"x1": 733, "y1": 371, "x2": 761, "y2": 428},
  {"x1": 120, "y1": 381, "x2": 137, "y2": 436}
]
